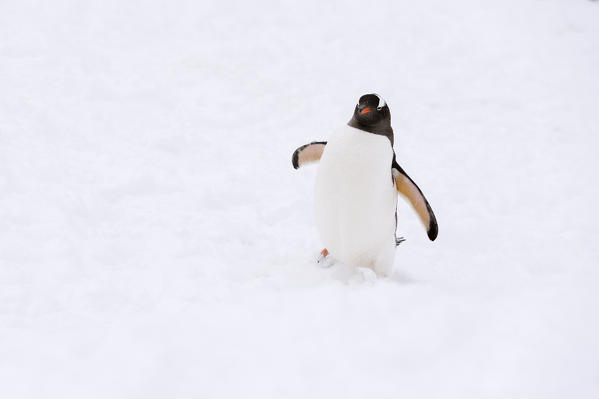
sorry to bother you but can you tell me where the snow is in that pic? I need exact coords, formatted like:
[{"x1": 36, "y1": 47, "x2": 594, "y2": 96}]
[{"x1": 1, "y1": 0, "x2": 598, "y2": 397}]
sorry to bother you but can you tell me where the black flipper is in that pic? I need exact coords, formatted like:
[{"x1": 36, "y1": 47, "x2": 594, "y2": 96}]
[
  {"x1": 392, "y1": 155, "x2": 438, "y2": 241},
  {"x1": 292, "y1": 141, "x2": 327, "y2": 169}
]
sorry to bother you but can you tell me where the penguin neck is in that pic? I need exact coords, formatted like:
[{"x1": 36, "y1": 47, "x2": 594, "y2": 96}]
[{"x1": 347, "y1": 118, "x2": 394, "y2": 146}]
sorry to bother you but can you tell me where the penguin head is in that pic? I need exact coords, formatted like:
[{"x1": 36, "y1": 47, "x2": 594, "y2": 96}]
[
  {"x1": 353, "y1": 93, "x2": 390, "y2": 127},
  {"x1": 348, "y1": 93, "x2": 394, "y2": 145}
]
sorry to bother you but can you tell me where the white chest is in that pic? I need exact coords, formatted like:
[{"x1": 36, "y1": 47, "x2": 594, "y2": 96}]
[{"x1": 314, "y1": 125, "x2": 397, "y2": 267}]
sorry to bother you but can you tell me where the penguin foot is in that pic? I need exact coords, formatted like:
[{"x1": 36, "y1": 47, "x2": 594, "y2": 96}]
[
  {"x1": 316, "y1": 248, "x2": 334, "y2": 267},
  {"x1": 395, "y1": 237, "x2": 406, "y2": 247}
]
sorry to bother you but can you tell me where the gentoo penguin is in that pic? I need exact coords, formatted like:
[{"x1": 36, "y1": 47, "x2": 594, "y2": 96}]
[{"x1": 292, "y1": 93, "x2": 438, "y2": 276}]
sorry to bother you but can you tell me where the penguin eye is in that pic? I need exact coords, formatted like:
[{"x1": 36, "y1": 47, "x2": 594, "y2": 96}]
[{"x1": 375, "y1": 94, "x2": 386, "y2": 110}]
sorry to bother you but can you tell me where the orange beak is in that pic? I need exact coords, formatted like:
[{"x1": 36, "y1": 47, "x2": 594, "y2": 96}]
[{"x1": 360, "y1": 107, "x2": 372, "y2": 115}]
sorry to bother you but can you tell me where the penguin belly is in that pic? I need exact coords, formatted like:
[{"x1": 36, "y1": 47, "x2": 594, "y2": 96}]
[{"x1": 314, "y1": 125, "x2": 398, "y2": 275}]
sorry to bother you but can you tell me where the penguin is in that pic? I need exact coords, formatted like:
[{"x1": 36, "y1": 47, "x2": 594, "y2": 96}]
[{"x1": 292, "y1": 93, "x2": 438, "y2": 276}]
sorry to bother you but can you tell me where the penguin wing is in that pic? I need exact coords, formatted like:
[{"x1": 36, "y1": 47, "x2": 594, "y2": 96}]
[
  {"x1": 392, "y1": 156, "x2": 438, "y2": 241},
  {"x1": 292, "y1": 141, "x2": 327, "y2": 169}
]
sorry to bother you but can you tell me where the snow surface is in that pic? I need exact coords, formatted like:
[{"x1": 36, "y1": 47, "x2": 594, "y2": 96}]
[{"x1": 1, "y1": 0, "x2": 598, "y2": 397}]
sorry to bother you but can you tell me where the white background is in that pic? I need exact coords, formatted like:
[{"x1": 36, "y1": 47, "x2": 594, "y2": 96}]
[{"x1": 1, "y1": 0, "x2": 598, "y2": 397}]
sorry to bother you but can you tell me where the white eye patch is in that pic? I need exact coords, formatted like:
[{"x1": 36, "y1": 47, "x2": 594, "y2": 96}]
[{"x1": 374, "y1": 94, "x2": 386, "y2": 110}]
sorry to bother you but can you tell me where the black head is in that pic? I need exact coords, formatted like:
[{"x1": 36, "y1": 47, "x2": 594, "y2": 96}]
[{"x1": 348, "y1": 93, "x2": 394, "y2": 145}]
